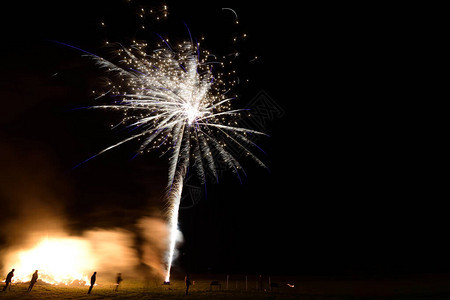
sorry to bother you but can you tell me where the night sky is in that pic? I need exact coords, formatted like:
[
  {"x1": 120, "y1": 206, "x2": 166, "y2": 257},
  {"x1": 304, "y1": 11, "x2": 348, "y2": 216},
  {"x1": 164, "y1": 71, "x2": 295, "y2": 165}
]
[{"x1": 0, "y1": 1, "x2": 446, "y2": 278}]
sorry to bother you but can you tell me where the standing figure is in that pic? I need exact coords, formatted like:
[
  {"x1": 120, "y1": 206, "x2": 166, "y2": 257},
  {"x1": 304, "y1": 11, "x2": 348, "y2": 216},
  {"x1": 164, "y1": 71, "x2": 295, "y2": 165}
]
[
  {"x1": 27, "y1": 270, "x2": 38, "y2": 291},
  {"x1": 114, "y1": 273, "x2": 122, "y2": 292},
  {"x1": 87, "y1": 272, "x2": 97, "y2": 294},
  {"x1": 258, "y1": 274, "x2": 263, "y2": 291},
  {"x1": 185, "y1": 273, "x2": 191, "y2": 295},
  {"x1": 2, "y1": 269, "x2": 14, "y2": 292}
]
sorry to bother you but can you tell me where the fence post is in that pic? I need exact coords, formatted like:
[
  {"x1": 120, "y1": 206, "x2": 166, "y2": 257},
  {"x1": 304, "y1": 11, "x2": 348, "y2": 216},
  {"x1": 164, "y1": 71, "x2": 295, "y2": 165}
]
[{"x1": 226, "y1": 275, "x2": 229, "y2": 289}]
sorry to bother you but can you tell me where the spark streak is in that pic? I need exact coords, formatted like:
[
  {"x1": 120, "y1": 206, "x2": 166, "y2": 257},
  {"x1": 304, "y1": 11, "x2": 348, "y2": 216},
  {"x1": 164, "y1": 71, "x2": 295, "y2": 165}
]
[{"x1": 222, "y1": 7, "x2": 239, "y2": 22}]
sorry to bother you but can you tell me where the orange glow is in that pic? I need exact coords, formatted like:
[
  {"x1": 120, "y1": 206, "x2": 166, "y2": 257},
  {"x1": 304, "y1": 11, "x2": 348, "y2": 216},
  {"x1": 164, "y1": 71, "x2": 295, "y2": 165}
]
[
  {"x1": 5, "y1": 237, "x2": 93, "y2": 285},
  {"x1": 2, "y1": 227, "x2": 148, "y2": 285}
]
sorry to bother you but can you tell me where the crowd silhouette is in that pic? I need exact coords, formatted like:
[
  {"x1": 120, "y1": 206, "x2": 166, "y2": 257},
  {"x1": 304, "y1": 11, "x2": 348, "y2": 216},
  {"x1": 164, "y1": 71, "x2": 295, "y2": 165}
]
[
  {"x1": 2, "y1": 269, "x2": 198, "y2": 296},
  {"x1": 1, "y1": 269, "x2": 121, "y2": 295}
]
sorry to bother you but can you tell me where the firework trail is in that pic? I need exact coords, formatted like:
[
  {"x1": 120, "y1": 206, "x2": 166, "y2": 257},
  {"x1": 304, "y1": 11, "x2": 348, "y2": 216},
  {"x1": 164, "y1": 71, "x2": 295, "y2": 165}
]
[{"x1": 72, "y1": 23, "x2": 266, "y2": 281}]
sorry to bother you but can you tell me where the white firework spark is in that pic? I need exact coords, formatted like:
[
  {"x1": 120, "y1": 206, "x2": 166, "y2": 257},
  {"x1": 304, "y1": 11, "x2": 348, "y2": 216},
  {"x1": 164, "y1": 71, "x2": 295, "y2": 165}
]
[{"x1": 76, "y1": 31, "x2": 267, "y2": 281}]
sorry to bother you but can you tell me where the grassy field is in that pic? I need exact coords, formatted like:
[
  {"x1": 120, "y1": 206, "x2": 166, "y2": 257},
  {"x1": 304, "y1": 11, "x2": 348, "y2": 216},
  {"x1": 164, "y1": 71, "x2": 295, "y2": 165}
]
[{"x1": 2, "y1": 273, "x2": 450, "y2": 299}]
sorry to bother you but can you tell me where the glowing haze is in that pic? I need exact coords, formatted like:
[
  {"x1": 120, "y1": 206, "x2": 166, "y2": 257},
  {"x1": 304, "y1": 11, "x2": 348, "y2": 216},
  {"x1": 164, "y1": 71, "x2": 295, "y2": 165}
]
[
  {"x1": 1, "y1": 222, "x2": 167, "y2": 285},
  {"x1": 4, "y1": 237, "x2": 93, "y2": 285}
]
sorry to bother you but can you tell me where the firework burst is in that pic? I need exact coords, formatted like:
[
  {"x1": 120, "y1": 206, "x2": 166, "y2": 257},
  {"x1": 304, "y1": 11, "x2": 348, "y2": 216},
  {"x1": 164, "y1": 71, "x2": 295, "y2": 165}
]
[{"x1": 73, "y1": 20, "x2": 266, "y2": 281}]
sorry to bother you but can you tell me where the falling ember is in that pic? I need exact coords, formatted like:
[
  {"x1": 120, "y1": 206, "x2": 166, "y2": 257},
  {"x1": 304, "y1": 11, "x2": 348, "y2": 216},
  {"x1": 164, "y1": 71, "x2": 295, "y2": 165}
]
[{"x1": 4, "y1": 237, "x2": 92, "y2": 285}]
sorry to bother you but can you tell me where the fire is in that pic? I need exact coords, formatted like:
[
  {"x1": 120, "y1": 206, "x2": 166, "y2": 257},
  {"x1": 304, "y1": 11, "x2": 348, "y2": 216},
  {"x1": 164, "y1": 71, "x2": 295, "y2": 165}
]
[
  {"x1": 5, "y1": 237, "x2": 93, "y2": 285},
  {"x1": 2, "y1": 221, "x2": 167, "y2": 285}
]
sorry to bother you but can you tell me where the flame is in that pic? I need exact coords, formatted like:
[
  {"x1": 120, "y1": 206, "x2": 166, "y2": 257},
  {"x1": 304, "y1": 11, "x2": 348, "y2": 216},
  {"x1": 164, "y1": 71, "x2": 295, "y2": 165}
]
[
  {"x1": 5, "y1": 237, "x2": 93, "y2": 285},
  {"x1": 2, "y1": 225, "x2": 164, "y2": 285}
]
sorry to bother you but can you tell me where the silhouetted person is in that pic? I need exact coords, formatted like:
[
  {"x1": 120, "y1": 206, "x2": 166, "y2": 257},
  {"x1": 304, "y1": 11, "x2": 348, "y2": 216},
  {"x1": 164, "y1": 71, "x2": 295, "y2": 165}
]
[
  {"x1": 185, "y1": 273, "x2": 191, "y2": 295},
  {"x1": 258, "y1": 274, "x2": 263, "y2": 291},
  {"x1": 114, "y1": 273, "x2": 122, "y2": 292},
  {"x1": 87, "y1": 272, "x2": 96, "y2": 294},
  {"x1": 2, "y1": 269, "x2": 14, "y2": 291},
  {"x1": 27, "y1": 270, "x2": 38, "y2": 291}
]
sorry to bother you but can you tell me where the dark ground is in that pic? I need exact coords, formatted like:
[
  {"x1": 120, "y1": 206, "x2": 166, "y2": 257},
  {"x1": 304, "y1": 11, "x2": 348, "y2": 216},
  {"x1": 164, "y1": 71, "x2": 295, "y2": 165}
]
[{"x1": 2, "y1": 273, "x2": 450, "y2": 299}]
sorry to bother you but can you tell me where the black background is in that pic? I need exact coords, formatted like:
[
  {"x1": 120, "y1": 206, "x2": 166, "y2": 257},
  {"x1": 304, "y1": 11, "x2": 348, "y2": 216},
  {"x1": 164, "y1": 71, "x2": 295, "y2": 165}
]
[{"x1": 0, "y1": 1, "x2": 446, "y2": 277}]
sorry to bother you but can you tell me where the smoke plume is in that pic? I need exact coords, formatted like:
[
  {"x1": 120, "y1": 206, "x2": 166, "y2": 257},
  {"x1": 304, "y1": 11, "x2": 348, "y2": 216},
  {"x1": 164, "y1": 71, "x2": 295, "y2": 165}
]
[{"x1": 0, "y1": 139, "x2": 169, "y2": 283}]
